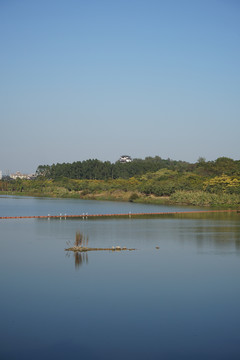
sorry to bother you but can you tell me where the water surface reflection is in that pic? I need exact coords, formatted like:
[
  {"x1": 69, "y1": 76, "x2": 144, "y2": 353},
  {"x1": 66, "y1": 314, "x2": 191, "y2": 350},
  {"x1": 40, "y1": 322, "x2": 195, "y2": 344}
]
[
  {"x1": 74, "y1": 252, "x2": 89, "y2": 269},
  {"x1": 1, "y1": 205, "x2": 240, "y2": 359},
  {"x1": 176, "y1": 218, "x2": 240, "y2": 252}
]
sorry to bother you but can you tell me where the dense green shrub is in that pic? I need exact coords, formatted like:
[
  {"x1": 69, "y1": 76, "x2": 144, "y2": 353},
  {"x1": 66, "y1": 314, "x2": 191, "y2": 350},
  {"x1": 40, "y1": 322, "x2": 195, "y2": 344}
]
[
  {"x1": 129, "y1": 193, "x2": 139, "y2": 202},
  {"x1": 170, "y1": 190, "x2": 240, "y2": 206}
]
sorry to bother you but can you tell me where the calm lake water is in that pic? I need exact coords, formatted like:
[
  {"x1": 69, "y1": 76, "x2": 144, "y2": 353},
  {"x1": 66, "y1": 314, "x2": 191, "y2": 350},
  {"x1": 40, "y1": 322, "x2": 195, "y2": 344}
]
[{"x1": 0, "y1": 196, "x2": 240, "y2": 359}]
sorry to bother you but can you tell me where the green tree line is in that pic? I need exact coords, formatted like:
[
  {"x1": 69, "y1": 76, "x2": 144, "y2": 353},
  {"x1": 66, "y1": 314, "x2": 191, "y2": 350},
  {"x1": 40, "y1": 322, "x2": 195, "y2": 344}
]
[
  {"x1": 36, "y1": 156, "x2": 240, "y2": 181},
  {"x1": 36, "y1": 156, "x2": 197, "y2": 180},
  {"x1": 1, "y1": 156, "x2": 240, "y2": 207}
]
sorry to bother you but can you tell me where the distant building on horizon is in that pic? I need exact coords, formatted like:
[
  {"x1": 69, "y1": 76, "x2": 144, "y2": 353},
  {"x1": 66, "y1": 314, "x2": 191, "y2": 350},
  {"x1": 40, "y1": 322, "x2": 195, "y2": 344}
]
[
  {"x1": 0, "y1": 170, "x2": 2, "y2": 180},
  {"x1": 119, "y1": 155, "x2": 132, "y2": 163},
  {"x1": 10, "y1": 171, "x2": 36, "y2": 180}
]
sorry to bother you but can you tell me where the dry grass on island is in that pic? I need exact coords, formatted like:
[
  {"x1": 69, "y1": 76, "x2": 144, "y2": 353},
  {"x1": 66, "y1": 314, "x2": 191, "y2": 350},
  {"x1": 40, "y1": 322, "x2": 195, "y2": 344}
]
[{"x1": 65, "y1": 232, "x2": 136, "y2": 253}]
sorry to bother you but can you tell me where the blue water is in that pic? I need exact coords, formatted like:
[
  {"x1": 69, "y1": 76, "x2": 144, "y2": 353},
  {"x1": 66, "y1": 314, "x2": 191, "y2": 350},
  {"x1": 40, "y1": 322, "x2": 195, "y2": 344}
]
[
  {"x1": 0, "y1": 196, "x2": 240, "y2": 359},
  {"x1": 0, "y1": 195, "x2": 201, "y2": 217}
]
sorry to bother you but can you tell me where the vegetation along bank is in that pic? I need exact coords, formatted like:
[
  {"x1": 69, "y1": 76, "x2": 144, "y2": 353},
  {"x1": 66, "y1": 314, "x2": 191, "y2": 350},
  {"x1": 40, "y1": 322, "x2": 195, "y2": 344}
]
[{"x1": 1, "y1": 156, "x2": 240, "y2": 208}]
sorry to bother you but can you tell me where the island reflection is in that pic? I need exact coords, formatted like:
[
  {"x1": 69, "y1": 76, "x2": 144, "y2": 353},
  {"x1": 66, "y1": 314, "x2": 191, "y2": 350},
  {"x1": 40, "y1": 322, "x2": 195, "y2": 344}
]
[
  {"x1": 66, "y1": 232, "x2": 90, "y2": 270},
  {"x1": 74, "y1": 251, "x2": 88, "y2": 269}
]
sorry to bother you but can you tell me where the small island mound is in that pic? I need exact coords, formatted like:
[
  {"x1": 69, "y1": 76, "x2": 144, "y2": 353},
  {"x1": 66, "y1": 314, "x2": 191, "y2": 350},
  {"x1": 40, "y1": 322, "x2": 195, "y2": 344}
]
[
  {"x1": 65, "y1": 246, "x2": 136, "y2": 252},
  {"x1": 65, "y1": 232, "x2": 136, "y2": 252}
]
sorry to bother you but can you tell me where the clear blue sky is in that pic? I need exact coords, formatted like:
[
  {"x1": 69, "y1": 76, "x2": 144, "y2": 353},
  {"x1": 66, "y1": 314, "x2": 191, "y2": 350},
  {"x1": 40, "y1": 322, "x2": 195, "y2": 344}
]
[{"x1": 1, "y1": 0, "x2": 239, "y2": 173}]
